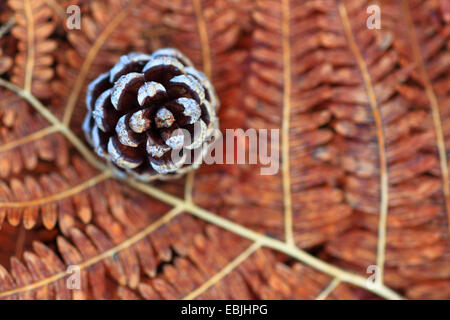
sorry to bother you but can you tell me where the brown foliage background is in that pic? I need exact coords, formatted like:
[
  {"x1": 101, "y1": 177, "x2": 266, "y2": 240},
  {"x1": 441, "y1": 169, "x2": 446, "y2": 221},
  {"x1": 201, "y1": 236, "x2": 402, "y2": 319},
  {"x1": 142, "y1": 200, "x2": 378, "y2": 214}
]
[{"x1": 0, "y1": 0, "x2": 449, "y2": 300}]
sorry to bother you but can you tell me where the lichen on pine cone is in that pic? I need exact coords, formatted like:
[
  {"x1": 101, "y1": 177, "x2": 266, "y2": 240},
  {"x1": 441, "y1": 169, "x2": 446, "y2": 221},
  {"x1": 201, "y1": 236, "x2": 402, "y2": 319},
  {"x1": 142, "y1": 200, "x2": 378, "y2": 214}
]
[{"x1": 82, "y1": 48, "x2": 219, "y2": 181}]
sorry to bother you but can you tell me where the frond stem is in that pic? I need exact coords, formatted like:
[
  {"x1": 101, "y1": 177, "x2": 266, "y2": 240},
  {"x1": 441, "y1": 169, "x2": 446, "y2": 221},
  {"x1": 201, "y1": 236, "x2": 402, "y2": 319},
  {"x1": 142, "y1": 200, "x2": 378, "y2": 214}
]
[
  {"x1": 0, "y1": 78, "x2": 403, "y2": 300},
  {"x1": 281, "y1": 0, "x2": 294, "y2": 246},
  {"x1": 183, "y1": 241, "x2": 262, "y2": 300},
  {"x1": 0, "y1": 125, "x2": 58, "y2": 153},
  {"x1": 0, "y1": 171, "x2": 111, "y2": 208},
  {"x1": 338, "y1": 2, "x2": 389, "y2": 285}
]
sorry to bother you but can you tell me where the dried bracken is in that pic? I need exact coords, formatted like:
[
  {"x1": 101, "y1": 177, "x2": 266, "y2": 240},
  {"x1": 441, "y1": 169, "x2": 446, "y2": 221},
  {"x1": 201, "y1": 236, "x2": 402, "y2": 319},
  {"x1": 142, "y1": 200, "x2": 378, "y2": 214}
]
[{"x1": 0, "y1": 0, "x2": 448, "y2": 300}]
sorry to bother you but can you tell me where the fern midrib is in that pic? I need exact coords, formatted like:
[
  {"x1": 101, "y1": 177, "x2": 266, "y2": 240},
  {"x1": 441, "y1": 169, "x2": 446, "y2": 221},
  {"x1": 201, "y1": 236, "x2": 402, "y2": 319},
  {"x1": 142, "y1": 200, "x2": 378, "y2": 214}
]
[
  {"x1": 23, "y1": 0, "x2": 35, "y2": 93},
  {"x1": 338, "y1": 3, "x2": 389, "y2": 285},
  {"x1": 281, "y1": 0, "x2": 294, "y2": 246}
]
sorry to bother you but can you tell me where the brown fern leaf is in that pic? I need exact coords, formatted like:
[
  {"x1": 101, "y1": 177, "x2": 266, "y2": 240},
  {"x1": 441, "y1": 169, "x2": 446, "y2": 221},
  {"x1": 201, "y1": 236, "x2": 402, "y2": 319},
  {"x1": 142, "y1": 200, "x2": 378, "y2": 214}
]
[
  {"x1": 0, "y1": 89, "x2": 69, "y2": 179},
  {"x1": 320, "y1": 0, "x2": 449, "y2": 299},
  {"x1": 192, "y1": 0, "x2": 449, "y2": 299},
  {"x1": 195, "y1": 0, "x2": 354, "y2": 246},
  {"x1": 8, "y1": 0, "x2": 56, "y2": 98},
  {"x1": 1, "y1": 0, "x2": 449, "y2": 301},
  {"x1": 0, "y1": 210, "x2": 243, "y2": 299}
]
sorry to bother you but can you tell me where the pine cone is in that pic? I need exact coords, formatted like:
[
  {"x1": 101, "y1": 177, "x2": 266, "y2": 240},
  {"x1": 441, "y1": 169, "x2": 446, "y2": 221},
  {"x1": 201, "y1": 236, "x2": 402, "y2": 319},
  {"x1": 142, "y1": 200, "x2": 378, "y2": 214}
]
[{"x1": 82, "y1": 49, "x2": 219, "y2": 181}]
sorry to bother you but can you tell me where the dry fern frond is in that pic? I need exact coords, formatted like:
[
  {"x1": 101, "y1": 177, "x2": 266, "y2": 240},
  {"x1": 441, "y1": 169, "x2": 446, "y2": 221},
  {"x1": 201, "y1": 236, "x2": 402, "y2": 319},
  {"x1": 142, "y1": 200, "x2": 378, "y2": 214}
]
[
  {"x1": 0, "y1": 0, "x2": 448, "y2": 301},
  {"x1": 0, "y1": 89, "x2": 69, "y2": 179},
  {"x1": 196, "y1": 0, "x2": 355, "y2": 246}
]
